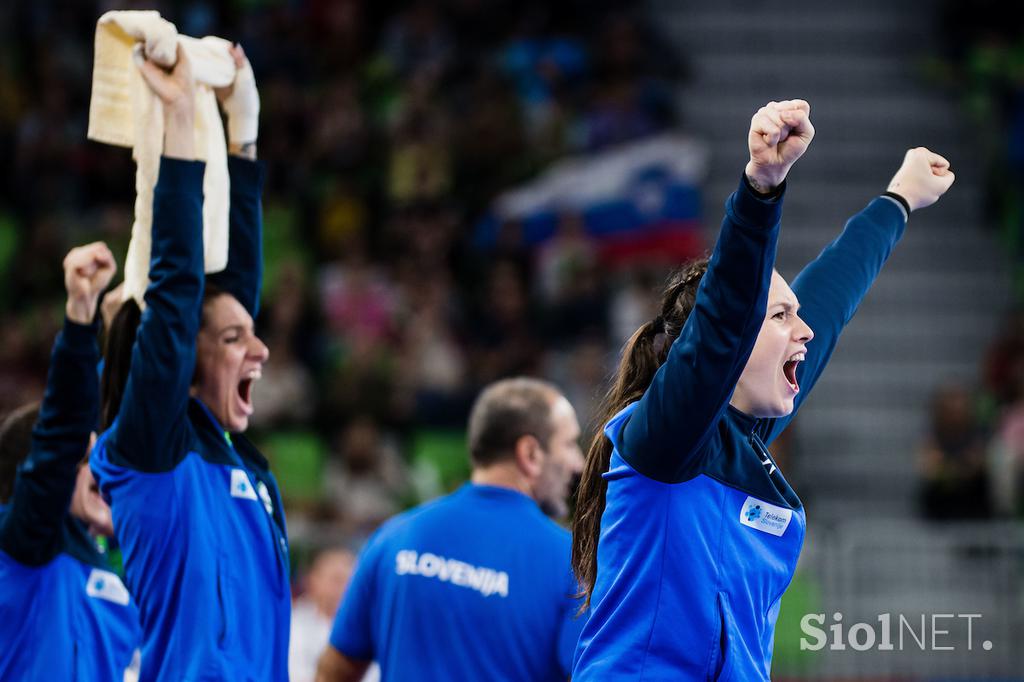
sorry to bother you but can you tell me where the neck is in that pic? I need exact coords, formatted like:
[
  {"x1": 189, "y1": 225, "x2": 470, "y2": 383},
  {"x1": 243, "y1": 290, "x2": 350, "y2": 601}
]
[{"x1": 471, "y1": 462, "x2": 531, "y2": 498}]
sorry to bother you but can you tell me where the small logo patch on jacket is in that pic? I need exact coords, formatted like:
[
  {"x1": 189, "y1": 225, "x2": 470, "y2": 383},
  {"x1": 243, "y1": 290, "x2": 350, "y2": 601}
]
[
  {"x1": 739, "y1": 496, "x2": 792, "y2": 537},
  {"x1": 86, "y1": 569, "x2": 130, "y2": 605},
  {"x1": 230, "y1": 468, "x2": 258, "y2": 501}
]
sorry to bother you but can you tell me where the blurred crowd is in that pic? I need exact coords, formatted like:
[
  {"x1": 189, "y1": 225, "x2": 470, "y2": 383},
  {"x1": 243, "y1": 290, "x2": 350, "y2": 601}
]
[
  {"x1": 917, "y1": 5, "x2": 1024, "y2": 521},
  {"x1": 938, "y1": 1, "x2": 1024, "y2": 295},
  {"x1": 0, "y1": 0, "x2": 688, "y2": 566},
  {"x1": 918, "y1": 309, "x2": 1024, "y2": 521}
]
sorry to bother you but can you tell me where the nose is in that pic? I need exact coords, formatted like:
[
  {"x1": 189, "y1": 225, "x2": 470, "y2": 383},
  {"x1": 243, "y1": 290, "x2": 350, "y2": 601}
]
[
  {"x1": 251, "y1": 335, "x2": 270, "y2": 363},
  {"x1": 795, "y1": 314, "x2": 814, "y2": 343}
]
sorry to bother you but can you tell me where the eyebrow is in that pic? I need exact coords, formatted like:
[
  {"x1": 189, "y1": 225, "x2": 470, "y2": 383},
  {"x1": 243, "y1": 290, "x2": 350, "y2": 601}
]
[
  {"x1": 773, "y1": 301, "x2": 801, "y2": 313},
  {"x1": 218, "y1": 324, "x2": 249, "y2": 336}
]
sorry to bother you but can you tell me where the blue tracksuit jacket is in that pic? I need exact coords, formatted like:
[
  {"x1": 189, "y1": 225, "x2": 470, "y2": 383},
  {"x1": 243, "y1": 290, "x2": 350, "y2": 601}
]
[
  {"x1": 572, "y1": 179, "x2": 908, "y2": 681},
  {"x1": 91, "y1": 157, "x2": 291, "y2": 681},
  {"x1": 0, "y1": 318, "x2": 141, "y2": 680}
]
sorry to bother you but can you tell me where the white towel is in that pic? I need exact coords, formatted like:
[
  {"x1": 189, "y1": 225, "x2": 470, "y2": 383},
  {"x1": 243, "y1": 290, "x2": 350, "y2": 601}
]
[{"x1": 88, "y1": 10, "x2": 237, "y2": 306}]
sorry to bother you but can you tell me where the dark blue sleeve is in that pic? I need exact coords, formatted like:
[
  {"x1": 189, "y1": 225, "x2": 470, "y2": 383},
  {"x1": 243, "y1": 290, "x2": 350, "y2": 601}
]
[
  {"x1": 206, "y1": 156, "x2": 265, "y2": 318},
  {"x1": 619, "y1": 175, "x2": 783, "y2": 483},
  {"x1": 108, "y1": 158, "x2": 205, "y2": 472},
  {"x1": 0, "y1": 318, "x2": 99, "y2": 565},
  {"x1": 760, "y1": 196, "x2": 907, "y2": 444}
]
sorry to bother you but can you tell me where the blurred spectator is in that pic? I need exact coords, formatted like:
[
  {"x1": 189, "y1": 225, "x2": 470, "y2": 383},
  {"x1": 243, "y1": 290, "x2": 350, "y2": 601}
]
[
  {"x1": 468, "y1": 258, "x2": 544, "y2": 384},
  {"x1": 918, "y1": 384, "x2": 992, "y2": 520},
  {"x1": 252, "y1": 260, "x2": 317, "y2": 430},
  {"x1": 323, "y1": 415, "x2": 410, "y2": 535},
  {"x1": 289, "y1": 548, "x2": 357, "y2": 682},
  {"x1": 983, "y1": 308, "x2": 1024, "y2": 406}
]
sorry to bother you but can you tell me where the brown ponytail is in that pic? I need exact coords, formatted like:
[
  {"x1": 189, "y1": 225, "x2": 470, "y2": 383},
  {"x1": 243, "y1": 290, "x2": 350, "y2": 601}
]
[
  {"x1": 571, "y1": 257, "x2": 709, "y2": 613},
  {"x1": 100, "y1": 297, "x2": 141, "y2": 431}
]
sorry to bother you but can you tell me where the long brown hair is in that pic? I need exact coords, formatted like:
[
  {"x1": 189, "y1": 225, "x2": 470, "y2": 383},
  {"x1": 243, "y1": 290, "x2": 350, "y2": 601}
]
[{"x1": 571, "y1": 258, "x2": 709, "y2": 612}]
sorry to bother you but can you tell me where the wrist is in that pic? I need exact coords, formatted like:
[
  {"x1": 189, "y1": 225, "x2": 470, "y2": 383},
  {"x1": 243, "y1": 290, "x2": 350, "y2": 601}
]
[
  {"x1": 228, "y1": 140, "x2": 257, "y2": 160},
  {"x1": 744, "y1": 161, "x2": 785, "y2": 196},
  {"x1": 164, "y1": 113, "x2": 195, "y2": 160},
  {"x1": 66, "y1": 298, "x2": 97, "y2": 325},
  {"x1": 882, "y1": 190, "x2": 911, "y2": 216}
]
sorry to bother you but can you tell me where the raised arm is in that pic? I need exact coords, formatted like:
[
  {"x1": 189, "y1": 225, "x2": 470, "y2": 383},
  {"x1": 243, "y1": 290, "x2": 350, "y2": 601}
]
[
  {"x1": 0, "y1": 243, "x2": 115, "y2": 564},
  {"x1": 208, "y1": 45, "x2": 265, "y2": 318},
  {"x1": 760, "y1": 148, "x2": 955, "y2": 444},
  {"x1": 107, "y1": 47, "x2": 206, "y2": 472},
  {"x1": 621, "y1": 101, "x2": 815, "y2": 482}
]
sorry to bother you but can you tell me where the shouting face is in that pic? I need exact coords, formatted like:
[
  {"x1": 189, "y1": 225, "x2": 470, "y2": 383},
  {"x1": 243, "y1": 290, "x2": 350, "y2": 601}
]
[
  {"x1": 192, "y1": 293, "x2": 269, "y2": 433},
  {"x1": 731, "y1": 271, "x2": 814, "y2": 419}
]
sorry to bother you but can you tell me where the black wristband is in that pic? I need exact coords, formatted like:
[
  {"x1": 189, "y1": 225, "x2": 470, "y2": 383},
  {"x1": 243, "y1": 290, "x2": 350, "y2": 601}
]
[{"x1": 882, "y1": 191, "x2": 911, "y2": 216}]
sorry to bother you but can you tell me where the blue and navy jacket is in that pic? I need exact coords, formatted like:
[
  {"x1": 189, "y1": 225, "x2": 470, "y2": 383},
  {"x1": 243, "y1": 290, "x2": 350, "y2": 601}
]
[
  {"x1": 0, "y1": 318, "x2": 141, "y2": 680},
  {"x1": 330, "y1": 484, "x2": 584, "y2": 681},
  {"x1": 91, "y1": 157, "x2": 291, "y2": 681},
  {"x1": 572, "y1": 179, "x2": 908, "y2": 681}
]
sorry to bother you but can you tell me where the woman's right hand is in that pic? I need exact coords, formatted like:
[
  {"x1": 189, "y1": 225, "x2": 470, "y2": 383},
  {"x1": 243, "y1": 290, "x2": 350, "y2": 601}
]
[
  {"x1": 64, "y1": 242, "x2": 117, "y2": 325},
  {"x1": 136, "y1": 43, "x2": 196, "y2": 160},
  {"x1": 745, "y1": 99, "x2": 814, "y2": 195}
]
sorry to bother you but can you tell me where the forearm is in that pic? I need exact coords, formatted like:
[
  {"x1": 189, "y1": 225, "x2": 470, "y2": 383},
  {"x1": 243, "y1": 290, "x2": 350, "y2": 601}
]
[
  {"x1": 315, "y1": 646, "x2": 370, "y2": 682},
  {"x1": 622, "y1": 175, "x2": 783, "y2": 479},
  {"x1": 793, "y1": 195, "x2": 906, "y2": 347},
  {"x1": 0, "y1": 318, "x2": 99, "y2": 563},
  {"x1": 112, "y1": 157, "x2": 204, "y2": 470},
  {"x1": 207, "y1": 156, "x2": 265, "y2": 317}
]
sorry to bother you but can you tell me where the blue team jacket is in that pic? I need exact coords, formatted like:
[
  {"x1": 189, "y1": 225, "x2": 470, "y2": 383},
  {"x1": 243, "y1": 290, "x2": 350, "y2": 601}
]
[
  {"x1": 330, "y1": 484, "x2": 584, "y2": 681},
  {"x1": 572, "y1": 181, "x2": 908, "y2": 681},
  {"x1": 91, "y1": 157, "x2": 291, "y2": 681},
  {"x1": 0, "y1": 319, "x2": 141, "y2": 680}
]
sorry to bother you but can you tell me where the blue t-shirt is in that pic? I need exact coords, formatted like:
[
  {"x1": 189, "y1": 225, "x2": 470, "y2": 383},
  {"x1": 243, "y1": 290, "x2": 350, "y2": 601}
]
[{"x1": 330, "y1": 484, "x2": 583, "y2": 681}]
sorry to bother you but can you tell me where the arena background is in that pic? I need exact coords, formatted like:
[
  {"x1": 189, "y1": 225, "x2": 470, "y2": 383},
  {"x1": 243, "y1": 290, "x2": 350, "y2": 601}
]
[{"x1": 2, "y1": 0, "x2": 1023, "y2": 678}]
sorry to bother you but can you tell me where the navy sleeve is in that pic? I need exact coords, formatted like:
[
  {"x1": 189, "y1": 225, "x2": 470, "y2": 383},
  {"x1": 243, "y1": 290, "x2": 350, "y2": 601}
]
[
  {"x1": 619, "y1": 175, "x2": 783, "y2": 483},
  {"x1": 108, "y1": 158, "x2": 206, "y2": 472},
  {"x1": 0, "y1": 318, "x2": 99, "y2": 565},
  {"x1": 759, "y1": 196, "x2": 907, "y2": 444},
  {"x1": 206, "y1": 156, "x2": 265, "y2": 318}
]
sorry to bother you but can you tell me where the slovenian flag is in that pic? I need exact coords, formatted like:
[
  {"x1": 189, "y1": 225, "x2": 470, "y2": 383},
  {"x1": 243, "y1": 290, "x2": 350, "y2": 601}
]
[{"x1": 475, "y1": 133, "x2": 709, "y2": 266}]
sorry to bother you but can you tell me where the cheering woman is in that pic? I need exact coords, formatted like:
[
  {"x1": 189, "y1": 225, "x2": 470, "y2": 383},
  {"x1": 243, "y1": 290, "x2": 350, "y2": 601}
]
[
  {"x1": 90, "y1": 45, "x2": 290, "y2": 679},
  {"x1": 571, "y1": 98, "x2": 954, "y2": 681}
]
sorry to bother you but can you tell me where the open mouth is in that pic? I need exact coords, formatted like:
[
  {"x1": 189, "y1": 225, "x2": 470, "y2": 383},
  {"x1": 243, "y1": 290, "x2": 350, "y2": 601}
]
[
  {"x1": 236, "y1": 370, "x2": 260, "y2": 415},
  {"x1": 782, "y1": 352, "x2": 804, "y2": 393}
]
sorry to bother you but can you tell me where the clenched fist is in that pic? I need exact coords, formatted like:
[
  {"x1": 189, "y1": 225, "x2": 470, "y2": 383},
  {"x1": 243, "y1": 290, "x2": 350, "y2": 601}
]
[
  {"x1": 886, "y1": 147, "x2": 955, "y2": 212},
  {"x1": 745, "y1": 99, "x2": 815, "y2": 195},
  {"x1": 63, "y1": 242, "x2": 117, "y2": 325}
]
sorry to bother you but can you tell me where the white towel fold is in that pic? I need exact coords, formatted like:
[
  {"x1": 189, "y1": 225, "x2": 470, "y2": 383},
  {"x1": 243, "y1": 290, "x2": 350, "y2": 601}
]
[{"x1": 88, "y1": 10, "x2": 237, "y2": 306}]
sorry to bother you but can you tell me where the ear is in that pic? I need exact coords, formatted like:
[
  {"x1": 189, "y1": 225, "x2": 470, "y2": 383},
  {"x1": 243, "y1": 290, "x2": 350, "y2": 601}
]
[{"x1": 513, "y1": 434, "x2": 544, "y2": 480}]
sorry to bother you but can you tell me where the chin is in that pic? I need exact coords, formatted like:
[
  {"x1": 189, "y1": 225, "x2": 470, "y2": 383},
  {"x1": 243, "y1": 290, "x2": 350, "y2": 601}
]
[
  {"x1": 752, "y1": 399, "x2": 795, "y2": 419},
  {"x1": 228, "y1": 417, "x2": 250, "y2": 434}
]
